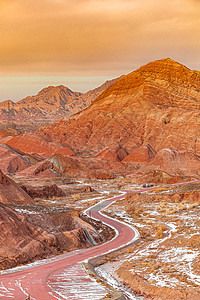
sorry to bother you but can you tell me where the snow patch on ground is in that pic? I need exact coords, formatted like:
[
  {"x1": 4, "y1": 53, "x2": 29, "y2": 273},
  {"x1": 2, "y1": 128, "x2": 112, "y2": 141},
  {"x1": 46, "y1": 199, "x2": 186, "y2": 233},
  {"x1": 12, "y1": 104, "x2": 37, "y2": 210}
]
[
  {"x1": 47, "y1": 263, "x2": 107, "y2": 300},
  {"x1": 96, "y1": 264, "x2": 142, "y2": 300},
  {"x1": 104, "y1": 195, "x2": 200, "y2": 290}
]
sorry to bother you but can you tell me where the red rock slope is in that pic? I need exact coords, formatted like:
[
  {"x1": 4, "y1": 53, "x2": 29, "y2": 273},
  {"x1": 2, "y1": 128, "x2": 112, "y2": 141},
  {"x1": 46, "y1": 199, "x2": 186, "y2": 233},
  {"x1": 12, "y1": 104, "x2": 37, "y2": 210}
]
[
  {"x1": 0, "y1": 144, "x2": 31, "y2": 174},
  {"x1": 0, "y1": 203, "x2": 58, "y2": 269},
  {"x1": 6, "y1": 133, "x2": 75, "y2": 158},
  {"x1": 0, "y1": 78, "x2": 118, "y2": 132},
  {"x1": 38, "y1": 58, "x2": 200, "y2": 157},
  {"x1": 35, "y1": 58, "x2": 200, "y2": 178},
  {"x1": 0, "y1": 169, "x2": 33, "y2": 204},
  {"x1": 140, "y1": 149, "x2": 200, "y2": 177}
]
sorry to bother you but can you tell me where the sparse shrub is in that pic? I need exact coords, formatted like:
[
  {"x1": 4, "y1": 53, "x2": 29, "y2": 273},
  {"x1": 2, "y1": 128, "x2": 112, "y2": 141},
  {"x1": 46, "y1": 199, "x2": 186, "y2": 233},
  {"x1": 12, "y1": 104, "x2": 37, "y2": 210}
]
[
  {"x1": 179, "y1": 203, "x2": 187, "y2": 211},
  {"x1": 160, "y1": 202, "x2": 166, "y2": 208},
  {"x1": 189, "y1": 202, "x2": 199, "y2": 209},
  {"x1": 126, "y1": 205, "x2": 136, "y2": 214},
  {"x1": 72, "y1": 193, "x2": 80, "y2": 200},
  {"x1": 155, "y1": 224, "x2": 165, "y2": 239}
]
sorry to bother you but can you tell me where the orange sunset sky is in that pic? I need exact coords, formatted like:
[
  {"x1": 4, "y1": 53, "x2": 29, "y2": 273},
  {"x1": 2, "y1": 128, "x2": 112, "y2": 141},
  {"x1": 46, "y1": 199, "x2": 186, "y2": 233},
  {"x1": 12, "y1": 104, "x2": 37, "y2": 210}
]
[{"x1": 0, "y1": 0, "x2": 200, "y2": 101}]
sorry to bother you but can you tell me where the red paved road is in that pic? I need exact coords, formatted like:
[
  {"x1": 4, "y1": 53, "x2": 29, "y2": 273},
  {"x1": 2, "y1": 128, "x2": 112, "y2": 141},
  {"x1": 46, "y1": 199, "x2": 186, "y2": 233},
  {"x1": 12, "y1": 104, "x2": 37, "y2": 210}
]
[
  {"x1": 0, "y1": 194, "x2": 137, "y2": 300},
  {"x1": 0, "y1": 180, "x2": 198, "y2": 299}
]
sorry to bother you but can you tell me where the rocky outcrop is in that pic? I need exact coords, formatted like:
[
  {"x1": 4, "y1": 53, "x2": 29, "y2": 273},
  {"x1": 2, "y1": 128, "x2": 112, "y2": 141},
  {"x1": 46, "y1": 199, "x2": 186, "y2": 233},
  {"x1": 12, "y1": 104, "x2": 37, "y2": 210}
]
[
  {"x1": 20, "y1": 184, "x2": 64, "y2": 199},
  {"x1": 17, "y1": 153, "x2": 115, "y2": 180},
  {"x1": 129, "y1": 169, "x2": 195, "y2": 185},
  {"x1": 0, "y1": 205, "x2": 104, "y2": 270},
  {"x1": 28, "y1": 211, "x2": 103, "y2": 250},
  {"x1": 0, "y1": 204, "x2": 103, "y2": 270},
  {"x1": 49, "y1": 154, "x2": 89, "y2": 177},
  {"x1": 49, "y1": 154, "x2": 115, "y2": 180},
  {"x1": 0, "y1": 168, "x2": 106, "y2": 270},
  {"x1": 0, "y1": 203, "x2": 58, "y2": 270},
  {"x1": 95, "y1": 145, "x2": 128, "y2": 162},
  {"x1": 17, "y1": 160, "x2": 61, "y2": 178},
  {"x1": 123, "y1": 144, "x2": 157, "y2": 163},
  {"x1": 0, "y1": 144, "x2": 31, "y2": 174},
  {"x1": 0, "y1": 128, "x2": 20, "y2": 138},
  {"x1": 140, "y1": 148, "x2": 200, "y2": 177},
  {"x1": 89, "y1": 168, "x2": 115, "y2": 180},
  {"x1": 0, "y1": 169, "x2": 9, "y2": 184},
  {"x1": 54, "y1": 147, "x2": 75, "y2": 156},
  {"x1": 0, "y1": 169, "x2": 33, "y2": 205},
  {"x1": 6, "y1": 133, "x2": 74, "y2": 158}
]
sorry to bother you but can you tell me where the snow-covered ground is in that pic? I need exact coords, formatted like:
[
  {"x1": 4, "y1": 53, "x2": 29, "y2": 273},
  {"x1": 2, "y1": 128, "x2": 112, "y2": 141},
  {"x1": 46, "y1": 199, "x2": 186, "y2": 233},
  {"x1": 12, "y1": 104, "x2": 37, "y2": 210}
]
[
  {"x1": 104, "y1": 194, "x2": 200, "y2": 290},
  {"x1": 48, "y1": 263, "x2": 107, "y2": 300},
  {"x1": 96, "y1": 262, "x2": 143, "y2": 299}
]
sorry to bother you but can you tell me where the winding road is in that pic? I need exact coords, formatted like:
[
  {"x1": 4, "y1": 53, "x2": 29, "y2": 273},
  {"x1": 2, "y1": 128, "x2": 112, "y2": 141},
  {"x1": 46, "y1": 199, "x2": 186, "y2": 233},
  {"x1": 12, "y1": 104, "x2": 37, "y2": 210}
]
[
  {"x1": 0, "y1": 180, "x2": 198, "y2": 299},
  {"x1": 0, "y1": 193, "x2": 139, "y2": 300}
]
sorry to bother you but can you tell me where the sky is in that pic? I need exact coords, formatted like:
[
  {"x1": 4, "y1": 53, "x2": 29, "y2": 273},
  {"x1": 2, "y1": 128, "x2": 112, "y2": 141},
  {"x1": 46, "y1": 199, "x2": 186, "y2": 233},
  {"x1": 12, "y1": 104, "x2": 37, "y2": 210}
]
[{"x1": 0, "y1": 0, "x2": 200, "y2": 101}]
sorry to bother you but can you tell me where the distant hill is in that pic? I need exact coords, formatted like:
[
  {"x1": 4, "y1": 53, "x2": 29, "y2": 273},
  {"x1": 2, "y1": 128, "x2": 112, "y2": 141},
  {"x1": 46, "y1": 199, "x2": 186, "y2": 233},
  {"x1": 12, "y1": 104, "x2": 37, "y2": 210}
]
[
  {"x1": 0, "y1": 78, "x2": 118, "y2": 132},
  {"x1": 3, "y1": 58, "x2": 200, "y2": 180},
  {"x1": 36, "y1": 58, "x2": 200, "y2": 178}
]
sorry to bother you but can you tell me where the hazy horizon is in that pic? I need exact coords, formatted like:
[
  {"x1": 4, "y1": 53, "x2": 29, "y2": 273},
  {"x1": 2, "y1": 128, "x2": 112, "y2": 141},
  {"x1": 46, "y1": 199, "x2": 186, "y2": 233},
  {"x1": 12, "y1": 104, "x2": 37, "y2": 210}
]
[
  {"x1": 0, "y1": 0, "x2": 200, "y2": 101},
  {"x1": 0, "y1": 75, "x2": 119, "y2": 102}
]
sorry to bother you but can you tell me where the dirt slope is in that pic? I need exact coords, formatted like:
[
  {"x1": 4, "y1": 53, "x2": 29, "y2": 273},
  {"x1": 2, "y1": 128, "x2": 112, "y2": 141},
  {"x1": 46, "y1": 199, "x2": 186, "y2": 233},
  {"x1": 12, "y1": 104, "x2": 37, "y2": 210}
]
[
  {"x1": 36, "y1": 58, "x2": 200, "y2": 178},
  {"x1": 0, "y1": 169, "x2": 33, "y2": 204}
]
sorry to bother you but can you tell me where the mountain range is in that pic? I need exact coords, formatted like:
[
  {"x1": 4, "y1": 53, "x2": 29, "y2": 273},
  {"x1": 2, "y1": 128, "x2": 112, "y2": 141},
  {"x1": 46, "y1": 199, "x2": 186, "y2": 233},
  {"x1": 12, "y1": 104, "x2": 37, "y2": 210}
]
[
  {"x1": 35, "y1": 58, "x2": 200, "y2": 178},
  {"x1": 0, "y1": 78, "x2": 118, "y2": 132},
  {"x1": 1, "y1": 58, "x2": 200, "y2": 180},
  {"x1": 38, "y1": 58, "x2": 200, "y2": 152}
]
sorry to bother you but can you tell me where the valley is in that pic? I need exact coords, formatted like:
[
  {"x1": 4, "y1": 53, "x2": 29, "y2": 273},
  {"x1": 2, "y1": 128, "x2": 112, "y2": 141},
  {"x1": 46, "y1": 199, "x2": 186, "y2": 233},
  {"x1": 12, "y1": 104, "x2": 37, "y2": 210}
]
[
  {"x1": 0, "y1": 58, "x2": 200, "y2": 299},
  {"x1": 1, "y1": 178, "x2": 200, "y2": 299}
]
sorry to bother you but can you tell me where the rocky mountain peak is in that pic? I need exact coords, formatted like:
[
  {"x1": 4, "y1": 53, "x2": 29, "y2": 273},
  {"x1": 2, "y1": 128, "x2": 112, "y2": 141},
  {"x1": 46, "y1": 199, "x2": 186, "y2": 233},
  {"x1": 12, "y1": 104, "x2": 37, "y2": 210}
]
[
  {"x1": 94, "y1": 58, "x2": 200, "y2": 109},
  {"x1": 37, "y1": 58, "x2": 200, "y2": 159},
  {"x1": 37, "y1": 85, "x2": 76, "y2": 96},
  {"x1": 0, "y1": 78, "x2": 118, "y2": 132},
  {"x1": 0, "y1": 100, "x2": 15, "y2": 109}
]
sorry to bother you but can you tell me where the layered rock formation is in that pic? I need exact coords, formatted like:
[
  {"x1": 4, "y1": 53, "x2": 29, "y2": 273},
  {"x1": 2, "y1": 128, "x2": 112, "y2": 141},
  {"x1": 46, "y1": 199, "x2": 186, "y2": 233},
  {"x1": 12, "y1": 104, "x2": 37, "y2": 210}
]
[
  {"x1": 16, "y1": 154, "x2": 115, "y2": 180},
  {"x1": 95, "y1": 145, "x2": 128, "y2": 162},
  {"x1": 16, "y1": 160, "x2": 60, "y2": 178},
  {"x1": 123, "y1": 144, "x2": 157, "y2": 164},
  {"x1": 48, "y1": 154, "x2": 115, "y2": 180},
  {"x1": 129, "y1": 169, "x2": 195, "y2": 185},
  {"x1": 6, "y1": 133, "x2": 75, "y2": 158},
  {"x1": 0, "y1": 204, "x2": 103, "y2": 270},
  {"x1": 27, "y1": 211, "x2": 103, "y2": 251},
  {"x1": 20, "y1": 183, "x2": 64, "y2": 199},
  {"x1": 0, "y1": 144, "x2": 31, "y2": 174},
  {"x1": 0, "y1": 168, "x2": 104, "y2": 269},
  {"x1": 0, "y1": 203, "x2": 58, "y2": 269},
  {"x1": 38, "y1": 59, "x2": 200, "y2": 152},
  {"x1": 1, "y1": 58, "x2": 199, "y2": 181},
  {"x1": 0, "y1": 169, "x2": 33, "y2": 204},
  {"x1": 141, "y1": 149, "x2": 200, "y2": 177},
  {"x1": 0, "y1": 79, "x2": 117, "y2": 132},
  {"x1": 0, "y1": 128, "x2": 20, "y2": 138},
  {"x1": 37, "y1": 58, "x2": 200, "y2": 179}
]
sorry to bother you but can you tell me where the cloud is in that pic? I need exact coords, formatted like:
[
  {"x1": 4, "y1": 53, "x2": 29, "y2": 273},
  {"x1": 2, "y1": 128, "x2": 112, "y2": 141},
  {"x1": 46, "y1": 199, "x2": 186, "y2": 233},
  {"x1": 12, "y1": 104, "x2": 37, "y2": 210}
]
[{"x1": 0, "y1": 0, "x2": 200, "y2": 76}]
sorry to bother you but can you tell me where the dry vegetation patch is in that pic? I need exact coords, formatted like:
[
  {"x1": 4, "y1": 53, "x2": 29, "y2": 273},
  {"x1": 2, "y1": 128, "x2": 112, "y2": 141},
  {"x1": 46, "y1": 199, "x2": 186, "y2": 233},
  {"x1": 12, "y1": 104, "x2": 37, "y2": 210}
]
[{"x1": 103, "y1": 186, "x2": 200, "y2": 299}]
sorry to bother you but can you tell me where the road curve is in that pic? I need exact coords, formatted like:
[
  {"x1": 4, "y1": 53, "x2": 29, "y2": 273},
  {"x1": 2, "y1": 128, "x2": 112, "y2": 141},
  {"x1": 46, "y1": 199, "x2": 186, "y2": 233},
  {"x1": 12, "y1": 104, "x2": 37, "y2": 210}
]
[
  {"x1": 1, "y1": 180, "x2": 198, "y2": 299},
  {"x1": 0, "y1": 193, "x2": 138, "y2": 300}
]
